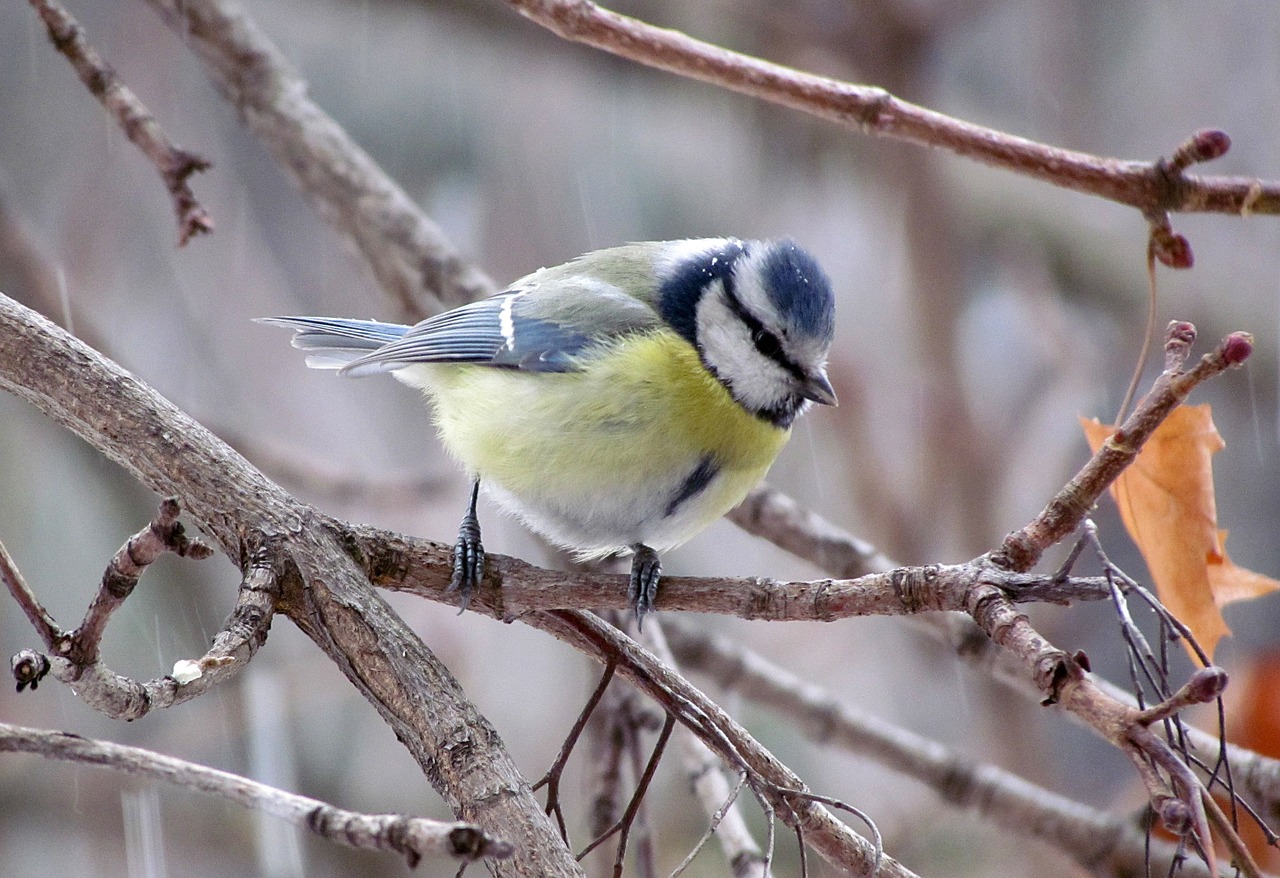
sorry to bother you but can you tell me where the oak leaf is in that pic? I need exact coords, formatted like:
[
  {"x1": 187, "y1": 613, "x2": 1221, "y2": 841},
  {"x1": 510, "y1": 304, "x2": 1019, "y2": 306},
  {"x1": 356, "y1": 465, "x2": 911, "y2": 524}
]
[{"x1": 1082, "y1": 405, "x2": 1280, "y2": 660}]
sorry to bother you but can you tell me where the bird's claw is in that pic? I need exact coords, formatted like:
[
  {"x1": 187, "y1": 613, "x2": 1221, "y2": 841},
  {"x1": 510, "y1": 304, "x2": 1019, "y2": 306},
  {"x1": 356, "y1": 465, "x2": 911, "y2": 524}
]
[{"x1": 627, "y1": 545, "x2": 661, "y2": 630}]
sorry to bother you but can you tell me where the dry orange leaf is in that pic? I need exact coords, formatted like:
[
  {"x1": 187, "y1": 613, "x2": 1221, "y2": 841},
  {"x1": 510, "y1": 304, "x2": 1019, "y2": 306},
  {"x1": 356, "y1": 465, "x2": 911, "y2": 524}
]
[{"x1": 1081, "y1": 405, "x2": 1280, "y2": 660}]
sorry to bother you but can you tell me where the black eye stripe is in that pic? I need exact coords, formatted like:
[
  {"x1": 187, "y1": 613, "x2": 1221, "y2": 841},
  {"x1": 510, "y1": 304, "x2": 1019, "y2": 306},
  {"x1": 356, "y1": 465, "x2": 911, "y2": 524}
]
[{"x1": 721, "y1": 273, "x2": 807, "y2": 382}]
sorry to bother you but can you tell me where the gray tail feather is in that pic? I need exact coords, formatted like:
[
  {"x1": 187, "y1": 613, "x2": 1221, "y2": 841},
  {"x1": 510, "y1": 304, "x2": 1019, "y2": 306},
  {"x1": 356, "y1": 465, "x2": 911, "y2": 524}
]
[{"x1": 256, "y1": 316, "x2": 410, "y2": 372}]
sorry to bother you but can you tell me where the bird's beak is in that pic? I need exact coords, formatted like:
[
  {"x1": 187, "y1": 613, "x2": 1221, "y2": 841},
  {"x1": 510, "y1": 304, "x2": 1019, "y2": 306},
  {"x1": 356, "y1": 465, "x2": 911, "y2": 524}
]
[{"x1": 799, "y1": 371, "x2": 838, "y2": 406}]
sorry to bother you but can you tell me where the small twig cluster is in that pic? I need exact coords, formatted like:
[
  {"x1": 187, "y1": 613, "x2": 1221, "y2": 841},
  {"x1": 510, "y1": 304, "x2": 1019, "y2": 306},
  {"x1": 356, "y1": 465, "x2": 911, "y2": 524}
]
[
  {"x1": 4, "y1": 498, "x2": 274, "y2": 719},
  {"x1": 0, "y1": 497, "x2": 514, "y2": 868}
]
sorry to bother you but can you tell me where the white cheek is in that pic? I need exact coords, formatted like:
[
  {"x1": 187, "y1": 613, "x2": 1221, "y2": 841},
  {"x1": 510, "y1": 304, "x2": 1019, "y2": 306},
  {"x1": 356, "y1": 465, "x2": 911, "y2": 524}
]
[{"x1": 696, "y1": 293, "x2": 793, "y2": 413}]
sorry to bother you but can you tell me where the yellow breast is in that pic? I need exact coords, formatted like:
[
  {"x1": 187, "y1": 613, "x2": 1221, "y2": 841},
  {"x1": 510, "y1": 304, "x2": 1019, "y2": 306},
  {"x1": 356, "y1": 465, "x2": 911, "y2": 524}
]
[{"x1": 397, "y1": 331, "x2": 790, "y2": 552}]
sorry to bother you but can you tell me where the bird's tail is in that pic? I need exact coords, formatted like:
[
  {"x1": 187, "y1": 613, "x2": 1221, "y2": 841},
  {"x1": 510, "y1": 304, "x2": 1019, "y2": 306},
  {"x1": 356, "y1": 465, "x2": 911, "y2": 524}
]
[{"x1": 256, "y1": 316, "x2": 410, "y2": 372}]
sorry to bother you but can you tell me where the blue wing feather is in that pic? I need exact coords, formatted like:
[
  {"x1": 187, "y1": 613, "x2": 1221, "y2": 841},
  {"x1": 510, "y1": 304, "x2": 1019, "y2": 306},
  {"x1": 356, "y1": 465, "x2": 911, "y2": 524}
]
[
  {"x1": 263, "y1": 276, "x2": 659, "y2": 377},
  {"x1": 338, "y1": 290, "x2": 621, "y2": 375}
]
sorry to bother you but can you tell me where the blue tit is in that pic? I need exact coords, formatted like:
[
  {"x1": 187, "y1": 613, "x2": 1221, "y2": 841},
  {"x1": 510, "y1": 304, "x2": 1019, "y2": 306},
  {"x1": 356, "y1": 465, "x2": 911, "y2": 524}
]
[{"x1": 261, "y1": 238, "x2": 836, "y2": 624}]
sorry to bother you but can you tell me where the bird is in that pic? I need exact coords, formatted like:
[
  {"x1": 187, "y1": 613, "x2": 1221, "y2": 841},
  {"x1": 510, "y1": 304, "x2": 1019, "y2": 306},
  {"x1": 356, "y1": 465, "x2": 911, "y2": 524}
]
[{"x1": 260, "y1": 238, "x2": 836, "y2": 625}]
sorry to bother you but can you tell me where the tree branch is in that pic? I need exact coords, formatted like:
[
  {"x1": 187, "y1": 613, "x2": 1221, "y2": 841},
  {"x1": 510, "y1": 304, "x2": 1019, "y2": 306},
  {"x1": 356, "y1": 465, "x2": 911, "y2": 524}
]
[
  {"x1": 644, "y1": 621, "x2": 772, "y2": 878},
  {"x1": 0, "y1": 722, "x2": 513, "y2": 867},
  {"x1": 502, "y1": 1, "x2": 1279, "y2": 236},
  {"x1": 0, "y1": 290, "x2": 582, "y2": 877},
  {"x1": 992, "y1": 322, "x2": 1252, "y2": 573},
  {"x1": 728, "y1": 485, "x2": 896, "y2": 581},
  {"x1": 4, "y1": 501, "x2": 269, "y2": 715},
  {"x1": 66, "y1": 498, "x2": 214, "y2": 667},
  {"x1": 142, "y1": 0, "x2": 496, "y2": 321},
  {"x1": 530, "y1": 609, "x2": 906, "y2": 877},
  {"x1": 356, "y1": 524, "x2": 1117, "y2": 619},
  {"x1": 1, "y1": 257, "x2": 1256, "y2": 876},
  {"x1": 662, "y1": 619, "x2": 1211, "y2": 877},
  {"x1": 28, "y1": 0, "x2": 213, "y2": 245}
]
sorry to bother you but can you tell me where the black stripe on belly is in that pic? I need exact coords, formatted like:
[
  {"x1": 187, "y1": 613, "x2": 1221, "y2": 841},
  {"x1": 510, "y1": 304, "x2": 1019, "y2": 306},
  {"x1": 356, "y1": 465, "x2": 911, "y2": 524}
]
[{"x1": 664, "y1": 454, "x2": 720, "y2": 518}]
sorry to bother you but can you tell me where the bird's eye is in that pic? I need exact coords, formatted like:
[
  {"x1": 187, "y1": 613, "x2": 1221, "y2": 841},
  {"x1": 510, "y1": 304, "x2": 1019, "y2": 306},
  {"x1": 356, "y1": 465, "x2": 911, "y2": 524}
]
[{"x1": 752, "y1": 328, "x2": 782, "y2": 357}]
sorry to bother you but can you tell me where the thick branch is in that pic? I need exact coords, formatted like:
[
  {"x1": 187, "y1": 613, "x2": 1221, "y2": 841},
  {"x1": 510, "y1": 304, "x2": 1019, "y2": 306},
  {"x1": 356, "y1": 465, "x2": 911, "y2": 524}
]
[
  {"x1": 0, "y1": 722, "x2": 512, "y2": 866},
  {"x1": 0, "y1": 291, "x2": 581, "y2": 877}
]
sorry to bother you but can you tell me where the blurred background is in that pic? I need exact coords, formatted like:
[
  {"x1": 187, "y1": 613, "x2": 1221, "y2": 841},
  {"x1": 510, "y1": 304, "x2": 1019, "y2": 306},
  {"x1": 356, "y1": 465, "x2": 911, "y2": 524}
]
[{"x1": 1, "y1": 1, "x2": 1278, "y2": 876}]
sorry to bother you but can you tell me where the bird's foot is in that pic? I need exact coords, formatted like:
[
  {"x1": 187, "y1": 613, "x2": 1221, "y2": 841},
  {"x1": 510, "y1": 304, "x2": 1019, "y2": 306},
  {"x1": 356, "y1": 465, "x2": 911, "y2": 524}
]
[
  {"x1": 627, "y1": 544, "x2": 661, "y2": 630},
  {"x1": 448, "y1": 482, "x2": 485, "y2": 613}
]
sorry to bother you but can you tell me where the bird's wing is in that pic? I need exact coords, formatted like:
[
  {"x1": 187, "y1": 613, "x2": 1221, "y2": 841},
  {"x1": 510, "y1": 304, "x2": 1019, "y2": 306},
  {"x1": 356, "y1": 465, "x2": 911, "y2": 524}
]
[{"x1": 340, "y1": 281, "x2": 660, "y2": 376}]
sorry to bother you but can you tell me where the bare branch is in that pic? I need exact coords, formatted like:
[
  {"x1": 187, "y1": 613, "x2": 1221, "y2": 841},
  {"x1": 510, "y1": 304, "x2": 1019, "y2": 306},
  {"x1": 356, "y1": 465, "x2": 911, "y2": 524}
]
[
  {"x1": 66, "y1": 497, "x2": 214, "y2": 667},
  {"x1": 1, "y1": 539, "x2": 59, "y2": 649},
  {"x1": 0, "y1": 220, "x2": 1258, "y2": 874},
  {"x1": 723, "y1": 490, "x2": 1280, "y2": 836},
  {"x1": 576, "y1": 714, "x2": 673, "y2": 872},
  {"x1": 581, "y1": 651, "x2": 649, "y2": 878},
  {"x1": 662, "y1": 619, "x2": 1213, "y2": 877},
  {"x1": 644, "y1": 621, "x2": 771, "y2": 878},
  {"x1": 530, "y1": 610, "x2": 908, "y2": 877},
  {"x1": 502, "y1": 1, "x2": 1280, "y2": 239},
  {"x1": 0, "y1": 722, "x2": 513, "y2": 867},
  {"x1": 4, "y1": 497, "x2": 262, "y2": 715},
  {"x1": 360, "y1": 526, "x2": 1116, "y2": 619},
  {"x1": 10, "y1": 548, "x2": 273, "y2": 719},
  {"x1": 142, "y1": 0, "x2": 496, "y2": 321},
  {"x1": 28, "y1": 0, "x2": 213, "y2": 245},
  {"x1": 0, "y1": 290, "x2": 586, "y2": 876},
  {"x1": 534, "y1": 660, "x2": 618, "y2": 844},
  {"x1": 992, "y1": 323, "x2": 1253, "y2": 573},
  {"x1": 729, "y1": 485, "x2": 895, "y2": 580}
]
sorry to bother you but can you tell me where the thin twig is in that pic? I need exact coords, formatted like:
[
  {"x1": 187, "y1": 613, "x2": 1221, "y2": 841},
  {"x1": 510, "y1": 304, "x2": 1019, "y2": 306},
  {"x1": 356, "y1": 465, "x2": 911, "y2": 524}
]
[
  {"x1": 534, "y1": 660, "x2": 618, "y2": 843},
  {"x1": 576, "y1": 714, "x2": 674, "y2": 866},
  {"x1": 503, "y1": 0, "x2": 1280, "y2": 232},
  {"x1": 0, "y1": 539, "x2": 59, "y2": 648},
  {"x1": 532, "y1": 610, "x2": 901, "y2": 877},
  {"x1": 662, "y1": 618, "x2": 1210, "y2": 877},
  {"x1": 143, "y1": 0, "x2": 495, "y2": 319},
  {"x1": 6, "y1": 500, "x2": 272, "y2": 718},
  {"x1": 1114, "y1": 244, "x2": 1162, "y2": 422},
  {"x1": 67, "y1": 497, "x2": 213, "y2": 666},
  {"x1": 993, "y1": 324, "x2": 1253, "y2": 573},
  {"x1": 643, "y1": 621, "x2": 772, "y2": 878},
  {"x1": 728, "y1": 485, "x2": 895, "y2": 580},
  {"x1": 28, "y1": 0, "x2": 213, "y2": 245},
  {"x1": 584, "y1": 680, "x2": 630, "y2": 877},
  {"x1": 668, "y1": 770, "x2": 752, "y2": 878},
  {"x1": 622, "y1": 709, "x2": 660, "y2": 878},
  {"x1": 30, "y1": 555, "x2": 275, "y2": 720},
  {"x1": 0, "y1": 722, "x2": 512, "y2": 866}
]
